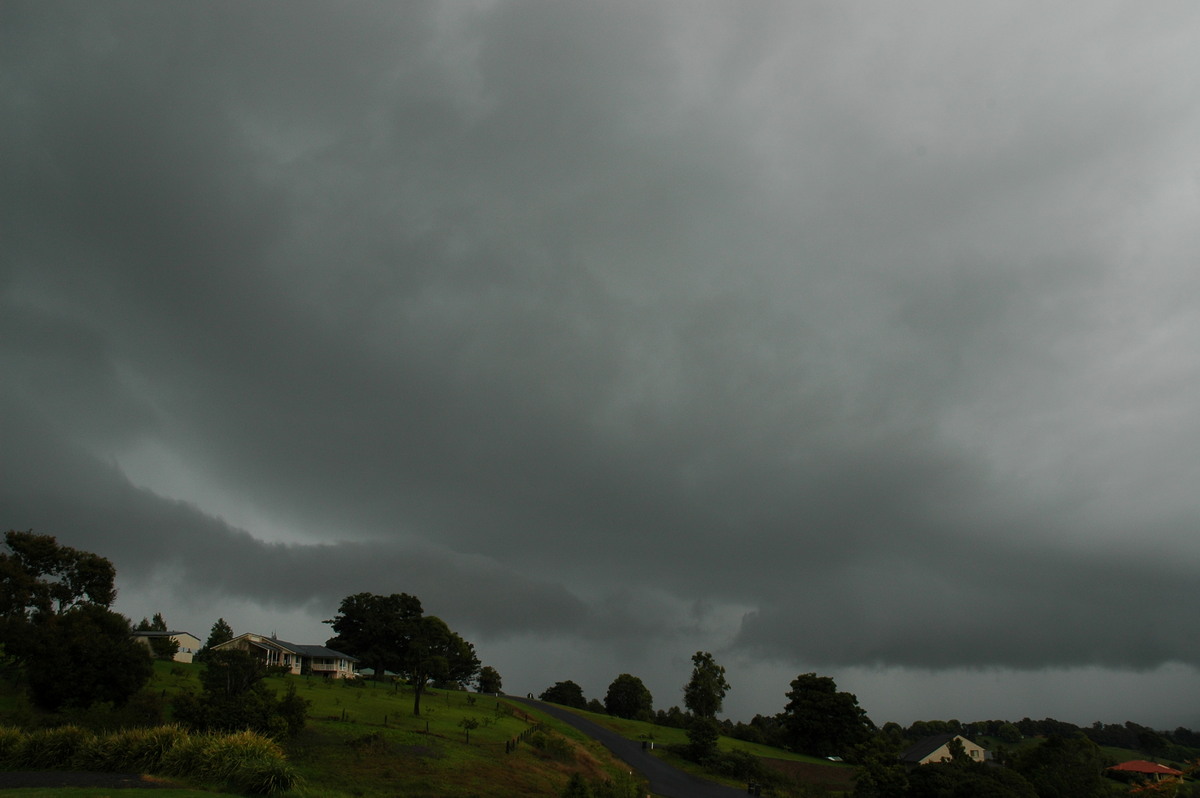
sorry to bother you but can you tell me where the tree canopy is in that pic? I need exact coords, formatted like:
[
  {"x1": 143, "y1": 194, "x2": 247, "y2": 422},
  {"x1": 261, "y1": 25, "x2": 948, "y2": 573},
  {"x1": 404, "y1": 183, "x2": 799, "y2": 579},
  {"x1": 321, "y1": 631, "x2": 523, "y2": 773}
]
[
  {"x1": 782, "y1": 672, "x2": 874, "y2": 757},
  {"x1": 325, "y1": 592, "x2": 424, "y2": 678},
  {"x1": 476, "y1": 665, "x2": 502, "y2": 694},
  {"x1": 404, "y1": 614, "x2": 479, "y2": 716},
  {"x1": 196, "y1": 616, "x2": 234, "y2": 662},
  {"x1": 324, "y1": 591, "x2": 478, "y2": 715},
  {"x1": 1, "y1": 530, "x2": 151, "y2": 710},
  {"x1": 682, "y1": 651, "x2": 729, "y2": 719},
  {"x1": 604, "y1": 673, "x2": 653, "y2": 720},
  {"x1": 540, "y1": 680, "x2": 587, "y2": 709}
]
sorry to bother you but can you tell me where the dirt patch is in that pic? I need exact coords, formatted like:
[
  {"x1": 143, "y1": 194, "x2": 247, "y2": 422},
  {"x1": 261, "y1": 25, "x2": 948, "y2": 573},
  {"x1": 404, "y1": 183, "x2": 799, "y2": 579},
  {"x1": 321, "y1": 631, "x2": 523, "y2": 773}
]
[{"x1": 760, "y1": 758, "x2": 857, "y2": 790}]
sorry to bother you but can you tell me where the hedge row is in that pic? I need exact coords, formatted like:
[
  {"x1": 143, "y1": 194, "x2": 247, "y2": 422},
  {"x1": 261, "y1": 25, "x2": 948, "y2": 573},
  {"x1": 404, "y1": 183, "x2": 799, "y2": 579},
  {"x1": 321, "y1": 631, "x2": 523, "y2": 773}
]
[{"x1": 0, "y1": 724, "x2": 297, "y2": 795}]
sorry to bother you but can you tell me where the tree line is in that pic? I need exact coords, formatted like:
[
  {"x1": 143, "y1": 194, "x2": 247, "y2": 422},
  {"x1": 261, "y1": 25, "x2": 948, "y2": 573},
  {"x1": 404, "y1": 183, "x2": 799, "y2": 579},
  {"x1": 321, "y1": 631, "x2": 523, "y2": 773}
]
[{"x1": 533, "y1": 653, "x2": 1200, "y2": 798}]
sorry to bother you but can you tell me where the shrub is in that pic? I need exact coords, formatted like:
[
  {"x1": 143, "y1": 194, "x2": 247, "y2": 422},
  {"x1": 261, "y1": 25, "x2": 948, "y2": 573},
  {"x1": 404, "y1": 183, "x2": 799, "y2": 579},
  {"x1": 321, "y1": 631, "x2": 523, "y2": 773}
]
[
  {"x1": 0, "y1": 726, "x2": 22, "y2": 767},
  {"x1": 160, "y1": 730, "x2": 298, "y2": 795},
  {"x1": 528, "y1": 729, "x2": 577, "y2": 763},
  {"x1": 17, "y1": 724, "x2": 92, "y2": 769},
  {"x1": 85, "y1": 725, "x2": 188, "y2": 773}
]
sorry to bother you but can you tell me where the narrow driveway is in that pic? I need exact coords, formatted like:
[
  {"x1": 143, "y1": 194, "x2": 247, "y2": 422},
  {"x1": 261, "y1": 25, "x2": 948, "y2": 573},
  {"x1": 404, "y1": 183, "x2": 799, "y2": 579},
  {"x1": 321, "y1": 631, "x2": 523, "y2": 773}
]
[{"x1": 506, "y1": 697, "x2": 753, "y2": 798}]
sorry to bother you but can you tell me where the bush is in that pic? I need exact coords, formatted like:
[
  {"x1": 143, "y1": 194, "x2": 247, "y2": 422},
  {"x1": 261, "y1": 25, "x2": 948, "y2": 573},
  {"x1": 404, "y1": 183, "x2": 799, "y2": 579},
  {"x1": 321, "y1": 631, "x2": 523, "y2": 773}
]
[
  {"x1": 17, "y1": 724, "x2": 92, "y2": 769},
  {"x1": 0, "y1": 726, "x2": 23, "y2": 767},
  {"x1": 529, "y1": 729, "x2": 577, "y2": 762},
  {"x1": 85, "y1": 725, "x2": 188, "y2": 773},
  {"x1": 159, "y1": 730, "x2": 298, "y2": 795},
  {"x1": 0, "y1": 724, "x2": 296, "y2": 796},
  {"x1": 711, "y1": 749, "x2": 767, "y2": 781}
]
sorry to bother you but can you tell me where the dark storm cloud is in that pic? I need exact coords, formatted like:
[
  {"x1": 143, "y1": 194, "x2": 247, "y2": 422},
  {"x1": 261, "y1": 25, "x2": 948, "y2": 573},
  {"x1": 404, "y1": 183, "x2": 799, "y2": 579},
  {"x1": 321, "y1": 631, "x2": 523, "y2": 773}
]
[{"x1": 4, "y1": 0, "x2": 1200, "y2": 722}]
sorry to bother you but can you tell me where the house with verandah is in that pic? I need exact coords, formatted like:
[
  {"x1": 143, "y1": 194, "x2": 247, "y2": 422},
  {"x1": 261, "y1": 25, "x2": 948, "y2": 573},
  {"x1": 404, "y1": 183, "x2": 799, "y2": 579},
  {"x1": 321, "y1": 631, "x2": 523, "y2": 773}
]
[{"x1": 213, "y1": 633, "x2": 358, "y2": 678}]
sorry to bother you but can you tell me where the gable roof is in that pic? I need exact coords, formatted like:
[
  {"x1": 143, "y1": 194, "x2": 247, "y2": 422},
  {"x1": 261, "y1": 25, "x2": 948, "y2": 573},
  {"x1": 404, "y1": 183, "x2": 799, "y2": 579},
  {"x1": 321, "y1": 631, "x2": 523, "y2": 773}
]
[
  {"x1": 1109, "y1": 760, "x2": 1183, "y2": 776},
  {"x1": 216, "y1": 634, "x2": 356, "y2": 662},
  {"x1": 132, "y1": 630, "x2": 198, "y2": 639},
  {"x1": 897, "y1": 734, "x2": 987, "y2": 763}
]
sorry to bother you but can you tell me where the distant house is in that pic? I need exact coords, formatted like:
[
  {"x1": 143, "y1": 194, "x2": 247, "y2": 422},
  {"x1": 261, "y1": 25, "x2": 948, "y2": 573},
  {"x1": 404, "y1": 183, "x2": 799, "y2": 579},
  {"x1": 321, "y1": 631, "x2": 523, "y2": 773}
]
[
  {"x1": 1109, "y1": 760, "x2": 1184, "y2": 784},
  {"x1": 899, "y1": 734, "x2": 988, "y2": 765},
  {"x1": 131, "y1": 630, "x2": 202, "y2": 663},
  {"x1": 213, "y1": 633, "x2": 358, "y2": 679}
]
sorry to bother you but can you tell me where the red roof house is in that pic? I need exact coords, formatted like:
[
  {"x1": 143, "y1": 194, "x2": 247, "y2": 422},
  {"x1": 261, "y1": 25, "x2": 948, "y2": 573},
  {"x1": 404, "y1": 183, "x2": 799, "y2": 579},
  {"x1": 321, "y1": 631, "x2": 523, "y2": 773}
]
[{"x1": 1109, "y1": 760, "x2": 1184, "y2": 783}]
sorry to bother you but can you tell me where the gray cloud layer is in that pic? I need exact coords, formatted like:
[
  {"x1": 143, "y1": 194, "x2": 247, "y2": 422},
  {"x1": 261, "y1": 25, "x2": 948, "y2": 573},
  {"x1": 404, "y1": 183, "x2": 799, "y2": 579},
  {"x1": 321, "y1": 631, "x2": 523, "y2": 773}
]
[{"x1": 4, "y1": 1, "x2": 1200, "y2": 722}]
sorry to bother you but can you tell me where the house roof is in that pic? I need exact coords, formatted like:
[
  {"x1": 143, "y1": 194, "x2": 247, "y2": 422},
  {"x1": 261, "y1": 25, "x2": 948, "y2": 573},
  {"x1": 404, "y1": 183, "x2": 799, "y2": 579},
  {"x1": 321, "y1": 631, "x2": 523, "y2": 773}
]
[
  {"x1": 1109, "y1": 760, "x2": 1183, "y2": 776},
  {"x1": 132, "y1": 630, "x2": 197, "y2": 639},
  {"x1": 217, "y1": 634, "x2": 356, "y2": 662},
  {"x1": 273, "y1": 640, "x2": 358, "y2": 661},
  {"x1": 899, "y1": 734, "x2": 981, "y2": 763}
]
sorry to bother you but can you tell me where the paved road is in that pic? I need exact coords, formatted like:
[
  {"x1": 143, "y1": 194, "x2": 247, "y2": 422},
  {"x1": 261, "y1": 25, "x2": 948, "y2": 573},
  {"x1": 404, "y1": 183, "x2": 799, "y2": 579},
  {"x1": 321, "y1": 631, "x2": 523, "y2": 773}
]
[{"x1": 506, "y1": 697, "x2": 753, "y2": 798}]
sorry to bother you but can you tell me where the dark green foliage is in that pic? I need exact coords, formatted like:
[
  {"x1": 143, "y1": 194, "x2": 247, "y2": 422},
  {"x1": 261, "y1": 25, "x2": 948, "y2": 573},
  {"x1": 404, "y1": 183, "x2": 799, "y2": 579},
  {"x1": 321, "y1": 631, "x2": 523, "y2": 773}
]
[
  {"x1": 24, "y1": 603, "x2": 154, "y2": 710},
  {"x1": 603, "y1": 673, "x2": 653, "y2": 720},
  {"x1": 587, "y1": 698, "x2": 606, "y2": 713},
  {"x1": 851, "y1": 731, "x2": 910, "y2": 797},
  {"x1": 905, "y1": 761, "x2": 1038, "y2": 798},
  {"x1": 682, "y1": 650, "x2": 729, "y2": 719},
  {"x1": 174, "y1": 649, "x2": 310, "y2": 738},
  {"x1": 476, "y1": 664, "x2": 502, "y2": 694},
  {"x1": 1, "y1": 531, "x2": 150, "y2": 711},
  {"x1": 325, "y1": 591, "x2": 423, "y2": 679},
  {"x1": 405, "y1": 615, "x2": 480, "y2": 716},
  {"x1": 0, "y1": 530, "x2": 116, "y2": 623},
  {"x1": 200, "y1": 648, "x2": 268, "y2": 697},
  {"x1": 562, "y1": 770, "x2": 646, "y2": 798},
  {"x1": 782, "y1": 672, "x2": 874, "y2": 757},
  {"x1": 1011, "y1": 734, "x2": 1114, "y2": 798},
  {"x1": 0, "y1": 724, "x2": 295, "y2": 796},
  {"x1": 135, "y1": 613, "x2": 180, "y2": 660},
  {"x1": 195, "y1": 617, "x2": 234, "y2": 663},
  {"x1": 685, "y1": 715, "x2": 722, "y2": 764},
  {"x1": 540, "y1": 680, "x2": 587, "y2": 709},
  {"x1": 562, "y1": 772, "x2": 593, "y2": 798},
  {"x1": 325, "y1": 591, "x2": 480, "y2": 715}
]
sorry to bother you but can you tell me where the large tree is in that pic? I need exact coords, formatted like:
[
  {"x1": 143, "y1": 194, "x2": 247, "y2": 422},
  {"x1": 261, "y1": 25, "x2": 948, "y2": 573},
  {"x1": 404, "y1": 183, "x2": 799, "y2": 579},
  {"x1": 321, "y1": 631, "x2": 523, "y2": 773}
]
[
  {"x1": 682, "y1": 651, "x2": 730, "y2": 719},
  {"x1": 604, "y1": 673, "x2": 653, "y2": 720},
  {"x1": 539, "y1": 680, "x2": 587, "y2": 709},
  {"x1": 325, "y1": 592, "x2": 423, "y2": 679},
  {"x1": 25, "y1": 604, "x2": 155, "y2": 710},
  {"x1": 403, "y1": 615, "x2": 479, "y2": 716},
  {"x1": 782, "y1": 672, "x2": 874, "y2": 757},
  {"x1": 1, "y1": 530, "x2": 151, "y2": 710},
  {"x1": 476, "y1": 665, "x2": 502, "y2": 695}
]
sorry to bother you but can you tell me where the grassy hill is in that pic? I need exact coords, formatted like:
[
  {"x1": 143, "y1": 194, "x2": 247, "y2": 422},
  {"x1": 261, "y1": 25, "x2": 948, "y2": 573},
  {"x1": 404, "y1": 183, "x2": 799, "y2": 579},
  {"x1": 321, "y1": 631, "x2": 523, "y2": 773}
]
[{"x1": 1, "y1": 661, "x2": 849, "y2": 797}]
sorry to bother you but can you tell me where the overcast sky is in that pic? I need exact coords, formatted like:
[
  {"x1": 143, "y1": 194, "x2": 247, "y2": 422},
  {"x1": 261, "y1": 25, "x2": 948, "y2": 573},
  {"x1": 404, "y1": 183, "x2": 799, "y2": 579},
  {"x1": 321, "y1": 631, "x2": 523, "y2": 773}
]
[{"x1": 4, "y1": 1, "x2": 1200, "y2": 730}]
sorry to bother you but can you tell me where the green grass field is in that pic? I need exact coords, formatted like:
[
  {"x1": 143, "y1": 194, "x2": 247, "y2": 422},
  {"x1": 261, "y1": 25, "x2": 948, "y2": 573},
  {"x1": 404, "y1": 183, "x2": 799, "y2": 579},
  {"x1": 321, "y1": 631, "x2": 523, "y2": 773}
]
[{"x1": 0, "y1": 661, "x2": 851, "y2": 797}]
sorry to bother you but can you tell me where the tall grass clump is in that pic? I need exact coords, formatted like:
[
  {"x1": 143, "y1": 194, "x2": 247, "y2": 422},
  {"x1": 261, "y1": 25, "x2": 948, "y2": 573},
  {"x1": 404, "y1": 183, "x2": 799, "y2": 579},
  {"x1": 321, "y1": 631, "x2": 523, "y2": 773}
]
[
  {"x1": 76, "y1": 724, "x2": 188, "y2": 773},
  {"x1": 160, "y1": 730, "x2": 298, "y2": 795},
  {"x1": 15, "y1": 724, "x2": 93, "y2": 769},
  {"x1": 0, "y1": 726, "x2": 24, "y2": 767}
]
